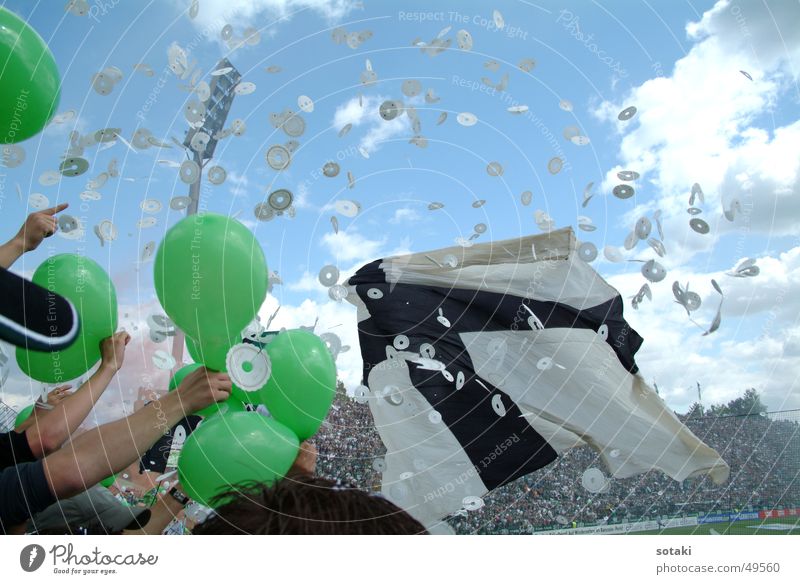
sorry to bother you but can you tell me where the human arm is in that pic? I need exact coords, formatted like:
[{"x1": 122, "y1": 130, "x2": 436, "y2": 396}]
[
  {"x1": 0, "y1": 203, "x2": 68, "y2": 269},
  {"x1": 24, "y1": 333, "x2": 130, "y2": 458},
  {"x1": 41, "y1": 367, "x2": 231, "y2": 500},
  {"x1": 124, "y1": 485, "x2": 188, "y2": 535}
]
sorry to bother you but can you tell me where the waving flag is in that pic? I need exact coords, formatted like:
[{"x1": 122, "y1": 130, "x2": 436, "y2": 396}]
[{"x1": 345, "y1": 228, "x2": 729, "y2": 528}]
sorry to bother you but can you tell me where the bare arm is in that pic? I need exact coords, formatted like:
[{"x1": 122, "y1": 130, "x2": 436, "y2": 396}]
[
  {"x1": 124, "y1": 487, "x2": 186, "y2": 535},
  {"x1": 0, "y1": 203, "x2": 68, "y2": 269},
  {"x1": 25, "y1": 333, "x2": 130, "y2": 458},
  {"x1": 42, "y1": 367, "x2": 231, "y2": 499}
]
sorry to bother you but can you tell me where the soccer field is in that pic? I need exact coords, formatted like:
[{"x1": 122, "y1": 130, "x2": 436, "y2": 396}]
[{"x1": 637, "y1": 517, "x2": 800, "y2": 535}]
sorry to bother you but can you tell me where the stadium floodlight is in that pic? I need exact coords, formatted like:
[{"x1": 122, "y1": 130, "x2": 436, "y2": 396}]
[{"x1": 170, "y1": 58, "x2": 241, "y2": 367}]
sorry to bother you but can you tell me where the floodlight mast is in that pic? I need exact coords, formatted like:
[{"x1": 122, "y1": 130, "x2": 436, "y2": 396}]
[{"x1": 170, "y1": 58, "x2": 241, "y2": 372}]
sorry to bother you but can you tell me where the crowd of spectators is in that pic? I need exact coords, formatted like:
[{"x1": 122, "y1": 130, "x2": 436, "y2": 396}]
[{"x1": 311, "y1": 393, "x2": 800, "y2": 534}]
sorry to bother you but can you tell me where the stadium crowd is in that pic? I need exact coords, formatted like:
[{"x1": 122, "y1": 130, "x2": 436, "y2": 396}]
[{"x1": 308, "y1": 393, "x2": 799, "y2": 535}]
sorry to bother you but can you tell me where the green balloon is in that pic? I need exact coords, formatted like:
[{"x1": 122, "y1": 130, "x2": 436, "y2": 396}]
[
  {"x1": 154, "y1": 213, "x2": 268, "y2": 345},
  {"x1": 260, "y1": 329, "x2": 337, "y2": 440},
  {"x1": 178, "y1": 412, "x2": 299, "y2": 507},
  {"x1": 185, "y1": 333, "x2": 235, "y2": 373},
  {"x1": 168, "y1": 363, "x2": 204, "y2": 391},
  {"x1": 168, "y1": 362, "x2": 246, "y2": 418},
  {"x1": 0, "y1": 7, "x2": 60, "y2": 143},
  {"x1": 14, "y1": 404, "x2": 34, "y2": 427},
  {"x1": 16, "y1": 254, "x2": 117, "y2": 383},
  {"x1": 100, "y1": 474, "x2": 117, "y2": 488}
]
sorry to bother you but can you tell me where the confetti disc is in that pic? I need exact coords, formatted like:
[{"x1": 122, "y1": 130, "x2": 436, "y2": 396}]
[
  {"x1": 207, "y1": 165, "x2": 227, "y2": 185},
  {"x1": 617, "y1": 170, "x2": 639, "y2": 181},
  {"x1": 690, "y1": 218, "x2": 710, "y2": 234},
  {"x1": 282, "y1": 113, "x2": 305, "y2": 137},
  {"x1": 190, "y1": 132, "x2": 210, "y2": 152},
  {"x1": 0, "y1": 144, "x2": 25, "y2": 168},
  {"x1": 59, "y1": 157, "x2": 89, "y2": 177},
  {"x1": 140, "y1": 199, "x2": 162, "y2": 214},
  {"x1": 379, "y1": 100, "x2": 403, "y2": 121},
  {"x1": 581, "y1": 468, "x2": 608, "y2": 493},
  {"x1": 141, "y1": 241, "x2": 156, "y2": 261},
  {"x1": 335, "y1": 199, "x2": 360, "y2": 217},
  {"x1": 635, "y1": 216, "x2": 652, "y2": 239},
  {"x1": 547, "y1": 157, "x2": 563, "y2": 175},
  {"x1": 234, "y1": 81, "x2": 256, "y2": 95},
  {"x1": 28, "y1": 193, "x2": 49, "y2": 209},
  {"x1": 571, "y1": 135, "x2": 590, "y2": 146},
  {"x1": 56, "y1": 214, "x2": 80, "y2": 236},
  {"x1": 268, "y1": 189, "x2": 293, "y2": 211},
  {"x1": 456, "y1": 29, "x2": 473, "y2": 50},
  {"x1": 297, "y1": 95, "x2": 314, "y2": 113},
  {"x1": 97, "y1": 219, "x2": 117, "y2": 241},
  {"x1": 456, "y1": 112, "x2": 477, "y2": 126},
  {"x1": 322, "y1": 161, "x2": 340, "y2": 177},
  {"x1": 463, "y1": 495, "x2": 485, "y2": 511},
  {"x1": 562, "y1": 126, "x2": 580, "y2": 141},
  {"x1": 604, "y1": 245, "x2": 624, "y2": 263},
  {"x1": 328, "y1": 284, "x2": 348, "y2": 302},
  {"x1": 39, "y1": 170, "x2": 62, "y2": 186},
  {"x1": 642, "y1": 259, "x2": 667, "y2": 283},
  {"x1": 521, "y1": 190, "x2": 532, "y2": 206},
  {"x1": 170, "y1": 196, "x2": 191, "y2": 210},
  {"x1": 226, "y1": 343, "x2": 272, "y2": 392},
  {"x1": 80, "y1": 190, "x2": 101, "y2": 201},
  {"x1": 266, "y1": 144, "x2": 291, "y2": 170},
  {"x1": 486, "y1": 161, "x2": 504, "y2": 177},
  {"x1": 687, "y1": 207, "x2": 702, "y2": 215},
  {"x1": 617, "y1": 106, "x2": 637, "y2": 121},
  {"x1": 613, "y1": 184, "x2": 634, "y2": 199},
  {"x1": 559, "y1": 99, "x2": 573, "y2": 112},
  {"x1": 254, "y1": 202, "x2": 274, "y2": 221},
  {"x1": 132, "y1": 128, "x2": 153, "y2": 149},
  {"x1": 428, "y1": 410, "x2": 442, "y2": 424},
  {"x1": 493, "y1": 9, "x2": 505, "y2": 29},
  {"x1": 518, "y1": 57, "x2": 536, "y2": 72},
  {"x1": 137, "y1": 217, "x2": 157, "y2": 229},
  {"x1": 401, "y1": 79, "x2": 422, "y2": 97},
  {"x1": 318, "y1": 265, "x2": 340, "y2": 287},
  {"x1": 578, "y1": 241, "x2": 598, "y2": 262},
  {"x1": 179, "y1": 160, "x2": 199, "y2": 184}
]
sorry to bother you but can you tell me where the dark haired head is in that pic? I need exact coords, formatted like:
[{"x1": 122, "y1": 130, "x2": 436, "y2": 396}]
[{"x1": 192, "y1": 474, "x2": 427, "y2": 535}]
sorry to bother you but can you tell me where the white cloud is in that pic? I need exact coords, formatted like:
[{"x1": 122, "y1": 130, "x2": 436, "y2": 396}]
[
  {"x1": 588, "y1": 0, "x2": 800, "y2": 414},
  {"x1": 331, "y1": 94, "x2": 412, "y2": 155},
  {"x1": 594, "y1": 0, "x2": 800, "y2": 241},
  {"x1": 176, "y1": 0, "x2": 362, "y2": 37},
  {"x1": 607, "y1": 245, "x2": 800, "y2": 413},
  {"x1": 320, "y1": 228, "x2": 387, "y2": 264},
  {"x1": 389, "y1": 207, "x2": 422, "y2": 224}
]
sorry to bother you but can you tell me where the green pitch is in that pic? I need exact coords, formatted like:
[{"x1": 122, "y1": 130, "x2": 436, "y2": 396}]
[{"x1": 637, "y1": 517, "x2": 800, "y2": 535}]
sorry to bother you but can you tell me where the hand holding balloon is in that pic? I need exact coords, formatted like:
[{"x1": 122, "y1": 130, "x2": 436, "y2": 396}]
[
  {"x1": 174, "y1": 366, "x2": 232, "y2": 414},
  {"x1": 98, "y1": 331, "x2": 131, "y2": 373}
]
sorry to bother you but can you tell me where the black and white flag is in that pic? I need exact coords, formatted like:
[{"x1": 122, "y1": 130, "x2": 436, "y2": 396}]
[{"x1": 346, "y1": 228, "x2": 729, "y2": 528}]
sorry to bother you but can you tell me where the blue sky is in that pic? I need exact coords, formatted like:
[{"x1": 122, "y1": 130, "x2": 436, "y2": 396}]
[{"x1": 1, "y1": 0, "x2": 799, "y2": 420}]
